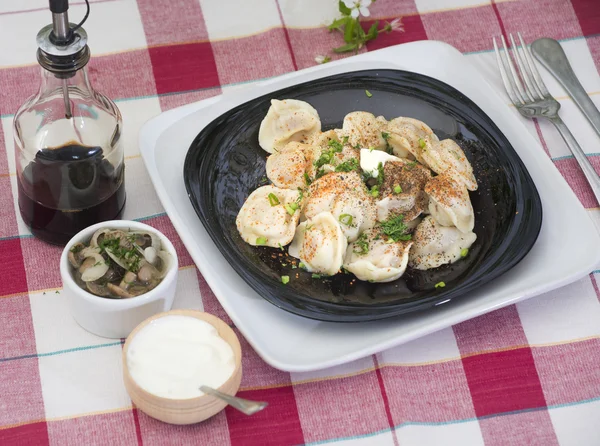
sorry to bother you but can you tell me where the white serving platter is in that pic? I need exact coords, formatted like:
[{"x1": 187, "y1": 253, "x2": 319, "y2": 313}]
[{"x1": 139, "y1": 41, "x2": 600, "y2": 372}]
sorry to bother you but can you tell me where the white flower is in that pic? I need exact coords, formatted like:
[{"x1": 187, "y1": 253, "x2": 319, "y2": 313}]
[
  {"x1": 342, "y1": 0, "x2": 372, "y2": 19},
  {"x1": 388, "y1": 18, "x2": 404, "y2": 32},
  {"x1": 315, "y1": 55, "x2": 331, "y2": 64}
]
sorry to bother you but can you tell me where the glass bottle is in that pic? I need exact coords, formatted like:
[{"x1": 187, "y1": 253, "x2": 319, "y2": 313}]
[{"x1": 14, "y1": 15, "x2": 125, "y2": 245}]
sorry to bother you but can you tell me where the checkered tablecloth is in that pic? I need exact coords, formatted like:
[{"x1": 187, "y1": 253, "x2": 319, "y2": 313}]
[{"x1": 1, "y1": 0, "x2": 600, "y2": 445}]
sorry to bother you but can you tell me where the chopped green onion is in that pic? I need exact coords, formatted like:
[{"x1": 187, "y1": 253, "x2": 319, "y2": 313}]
[
  {"x1": 353, "y1": 233, "x2": 369, "y2": 255},
  {"x1": 291, "y1": 265, "x2": 297, "y2": 269},
  {"x1": 281, "y1": 275, "x2": 290, "y2": 285},
  {"x1": 312, "y1": 273, "x2": 322, "y2": 279},
  {"x1": 339, "y1": 213, "x2": 354, "y2": 226},
  {"x1": 393, "y1": 184, "x2": 402, "y2": 194},
  {"x1": 418, "y1": 138, "x2": 426, "y2": 149},
  {"x1": 328, "y1": 139, "x2": 344, "y2": 152},
  {"x1": 278, "y1": 242, "x2": 285, "y2": 251},
  {"x1": 268, "y1": 193, "x2": 280, "y2": 206},
  {"x1": 256, "y1": 236, "x2": 267, "y2": 245},
  {"x1": 381, "y1": 132, "x2": 390, "y2": 140},
  {"x1": 371, "y1": 190, "x2": 379, "y2": 198},
  {"x1": 299, "y1": 262, "x2": 306, "y2": 269},
  {"x1": 435, "y1": 281, "x2": 446, "y2": 289},
  {"x1": 285, "y1": 203, "x2": 298, "y2": 215},
  {"x1": 461, "y1": 248, "x2": 469, "y2": 258},
  {"x1": 365, "y1": 90, "x2": 373, "y2": 98},
  {"x1": 369, "y1": 146, "x2": 375, "y2": 152},
  {"x1": 342, "y1": 136, "x2": 349, "y2": 144}
]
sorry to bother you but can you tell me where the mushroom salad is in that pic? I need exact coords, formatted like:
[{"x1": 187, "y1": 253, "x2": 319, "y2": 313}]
[{"x1": 69, "y1": 228, "x2": 171, "y2": 298}]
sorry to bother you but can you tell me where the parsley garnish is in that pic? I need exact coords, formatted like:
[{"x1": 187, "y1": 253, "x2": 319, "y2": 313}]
[
  {"x1": 377, "y1": 162, "x2": 385, "y2": 186},
  {"x1": 335, "y1": 158, "x2": 359, "y2": 172},
  {"x1": 303, "y1": 172, "x2": 312, "y2": 185},
  {"x1": 70, "y1": 244, "x2": 83, "y2": 254},
  {"x1": 353, "y1": 233, "x2": 369, "y2": 255},
  {"x1": 328, "y1": 139, "x2": 344, "y2": 152},
  {"x1": 342, "y1": 136, "x2": 349, "y2": 144},
  {"x1": 382, "y1": 132, "x2": 390, "y2": 141},
  {"x1": 380, "y1": 214, "x2": 412, "y2": 242},
  {"x1": 404, "y1": 161, "x2": 417, "y2": 171}
]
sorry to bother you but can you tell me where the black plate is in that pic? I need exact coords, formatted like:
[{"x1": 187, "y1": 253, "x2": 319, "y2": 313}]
[{"x1": 183, "y1": 69, "x2": 542, "y2": 322}]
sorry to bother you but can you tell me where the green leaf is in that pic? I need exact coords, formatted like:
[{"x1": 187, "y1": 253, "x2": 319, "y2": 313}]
[
  {"x1": 344, "y1": 18, "x2": 356, "y2": 43},
  {"x1": 338, "y1": 0, "x2": 352, "y2": 15},
  {"x1": 366, "y1": 22, "x2": 379, "y2": 41},
  {"x1": 333, "y1": 42, "x2": 359, "y2": 53},
  {"x1": 328, "y1": 17, "x2": 349, "y2": 32}
]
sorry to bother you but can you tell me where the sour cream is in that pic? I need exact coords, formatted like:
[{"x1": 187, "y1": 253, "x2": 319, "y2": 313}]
[
  {"x1": 126, "y1": 315, "x2": 235, "y2": 399},
  {"x1": 360, "y1": 148, "x2": 401, "y2": 177}
]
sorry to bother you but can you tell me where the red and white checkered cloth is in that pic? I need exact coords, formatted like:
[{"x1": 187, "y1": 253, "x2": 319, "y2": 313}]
[{"x1": 1, "y1": 0, "x2": 600, "y2": 445}]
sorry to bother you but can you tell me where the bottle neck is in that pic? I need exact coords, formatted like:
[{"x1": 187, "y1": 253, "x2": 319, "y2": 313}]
[{"x1": 39, "y1": 67, "x2": 93, "y2": 98}]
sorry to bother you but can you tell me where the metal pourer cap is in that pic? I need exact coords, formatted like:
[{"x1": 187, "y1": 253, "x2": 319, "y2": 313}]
[{"x1": 36, "y1": 7, "x2": 90, "y2": 76}]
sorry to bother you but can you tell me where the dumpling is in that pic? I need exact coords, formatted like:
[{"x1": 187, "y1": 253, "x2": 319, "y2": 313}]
[
  {"x1": 420, "y1": 139, "x2": 478, "y2": 191},
  {"x1": 258, "y1": 99, "x2": 321, "y2": 154},
  {"x1": 266, "y1": 142, "x2": 320, "y2": 189},
  {"x1": 341, "y1": 112, "x2": 387, "y2": 150},
  {"x1": 386, "y1": 117, "x2": 438, "y2": 160},
  {"x1": 425, "y1": 174, "x2": 474, "y2": 233},
  {"x1": 376, "y1": 159, "x2": 432, "y2": 222},
  {"x1": 236, "y1": 185, "x2": 301, "y2": 247},
  {"x1": 343, "y1": 229, "x2": 413, "y2": 282},
  {"x1": 303, "y1": 172, "x2": 376, "y2": 242},
  {"x1": 359, "y1": 148, "x2": 401, "y2": 178},
  {"x1": 289, "y1": 212, "x2": 347, "y2": 276},
  {"x1": 409, "y1": 216, "x2": 476, "y2": 270}
]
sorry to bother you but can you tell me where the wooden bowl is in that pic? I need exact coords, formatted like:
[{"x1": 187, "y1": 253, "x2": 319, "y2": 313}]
[{"x1": 122, "y1": 309, "x2": 242, "y2": 424}]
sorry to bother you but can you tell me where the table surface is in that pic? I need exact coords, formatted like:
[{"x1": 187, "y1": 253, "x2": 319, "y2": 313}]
[{"x1": 1, "y1": 1, "x2": 600, "y2": 445}]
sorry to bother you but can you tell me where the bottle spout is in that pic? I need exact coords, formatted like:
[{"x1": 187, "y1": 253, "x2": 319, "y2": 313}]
[{"x1": 49, "y1": 0, "x2": 71, "y2": 45}]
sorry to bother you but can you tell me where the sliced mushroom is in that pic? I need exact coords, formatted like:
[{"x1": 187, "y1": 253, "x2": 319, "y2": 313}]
[
  {"x1": 90, "y1": 229, "x2": 111, "y2": 247},
  {"x1": 80, "y1": 254, "x2": 109, "y2": 282},
  {"x1": 86, "y1": 281, "x2": 109, "y2": 297},
  {"x1": 137, "y1": 263, "x2": 155, "y2": 283},
  {"x1": 68, "y1": 243, "x2": 86, "y2": 268},
  {"x1": 154, "y1": 251, "x2": 172, "y2": 279},
  {"x1": 119, "y1": 271, "x2": 137, "y2": 290},
  {"x1": 143, "y1": 247, "x2": 157, "y2": 265},
  {"x1": 107, "y1": 283, "x2": 133, "y2": 298}
]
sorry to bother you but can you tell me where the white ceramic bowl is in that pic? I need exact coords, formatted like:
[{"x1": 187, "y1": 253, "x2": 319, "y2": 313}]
[{"x1": 60, "y1": 220, "x2": 179, "y2": 339}]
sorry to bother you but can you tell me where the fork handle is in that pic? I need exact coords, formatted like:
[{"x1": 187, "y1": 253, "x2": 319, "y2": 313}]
[{"x1": 550, "y1": 116, "x2": 600, "y2": 203}]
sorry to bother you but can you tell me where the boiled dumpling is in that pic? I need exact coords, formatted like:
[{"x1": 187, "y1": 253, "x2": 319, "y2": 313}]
[
  {"x1": 303, "y1": 172, "x2": 376, "y2": 242},
  {"x1": 409, "y1": 216, "x2": 476, "y2": 270},
  {"x1": 341, "y1": 112, "x2": 387, "y2": 150},
  {"x1": 420, "y1": 139, "x2": 478, "y2": 191},
  {"x1": 258, "y1": 99, "x2": 321, "y2": 154},
  {"x1": 344, "y1": 229, "x2": 413, "y2": 282},
  {"x1": 376, "y1": 159, "x2": 432, "y2": 222},
  {"x1": 386, "y1": 117, "x2": 438, "y2": 160},
  {"x1": 266, "y1": 142, "x2": 320, "y2": 189},
  {"x1": 289, "y1": 212, "x2": 347, "y2": 276},
  {"x1": 425, "y1": 174, "x2": 474, "y2": 233},
  {"x1": 236, "y1": 185, "x2": 301, "y2": 247}
]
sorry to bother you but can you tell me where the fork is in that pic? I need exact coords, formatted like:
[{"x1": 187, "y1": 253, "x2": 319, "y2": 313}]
[{"x1": 493, "y1": 33, "x2": 600, "y2": 203}]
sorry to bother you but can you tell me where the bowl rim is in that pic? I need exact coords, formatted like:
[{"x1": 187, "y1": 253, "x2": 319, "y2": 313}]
[
  {"x1": 59, "y1": 220, "x2": 179, "y2": 309},
  {"x1": 121, "y1": 309, "x2": 243, "y2": 404},
  {"x1": 183, "y1": 68, "x2": 543, "y2": 321}
]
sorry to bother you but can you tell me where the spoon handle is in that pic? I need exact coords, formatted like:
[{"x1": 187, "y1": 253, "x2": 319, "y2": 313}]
[
  {"x1": 531, "y1": 38, "x2": 600, "y2": 139},
  {"x1": 200, "y1": 386, "x2": 268, "y2": 416}
]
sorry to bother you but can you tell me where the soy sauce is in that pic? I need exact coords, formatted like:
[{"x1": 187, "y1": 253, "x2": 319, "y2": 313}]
[{"x1": 17, "y1": 142, "x2": 126, "y2": 245}]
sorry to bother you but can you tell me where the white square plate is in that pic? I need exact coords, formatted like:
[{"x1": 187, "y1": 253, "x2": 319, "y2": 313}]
[{"x1": 139, "y1": 41, "x2": 600, "y2": 372}]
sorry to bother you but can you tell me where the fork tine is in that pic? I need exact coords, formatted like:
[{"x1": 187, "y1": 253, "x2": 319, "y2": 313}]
[
  {"x1": 518, "y1": 32, "x2": 549, "y2": 98},
  {"x1": 509, "y1": 33, "x2": 537, "y2": 101},
  {"x1": 493, "y1": 37, "x2": 523, "y2": 105},
  {"x1": 500, "y1": 35, "x2": 527, "y2": 103}
]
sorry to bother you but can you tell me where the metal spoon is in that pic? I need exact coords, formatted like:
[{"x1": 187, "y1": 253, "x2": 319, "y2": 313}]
[{"x1": 200, "y1": 386, "x2": 268, "y2": 415}]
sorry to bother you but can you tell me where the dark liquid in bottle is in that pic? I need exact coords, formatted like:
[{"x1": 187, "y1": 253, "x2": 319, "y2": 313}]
[{"x1": 18, "y1": 142, "x2": 126, "y2": 245}]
